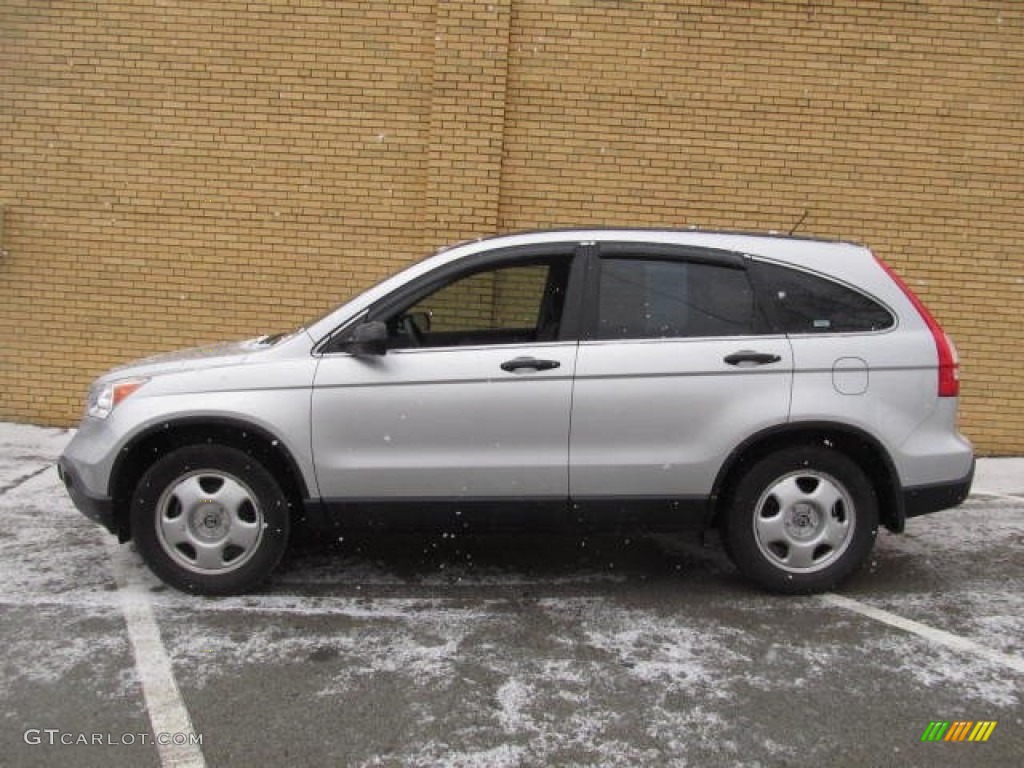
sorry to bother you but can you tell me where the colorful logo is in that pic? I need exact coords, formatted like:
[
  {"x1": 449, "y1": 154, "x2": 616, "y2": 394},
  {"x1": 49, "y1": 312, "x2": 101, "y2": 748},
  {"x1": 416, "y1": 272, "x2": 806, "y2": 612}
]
[{"x1": 921, "y1": 721, "x2": 997, "y2": 743}]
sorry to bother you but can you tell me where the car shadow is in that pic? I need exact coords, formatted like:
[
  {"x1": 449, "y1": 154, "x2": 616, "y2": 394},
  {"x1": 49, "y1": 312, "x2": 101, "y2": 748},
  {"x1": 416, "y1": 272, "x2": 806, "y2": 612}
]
[{"x1": 272, "y1": 529, "x2": 743, "y2": 598}]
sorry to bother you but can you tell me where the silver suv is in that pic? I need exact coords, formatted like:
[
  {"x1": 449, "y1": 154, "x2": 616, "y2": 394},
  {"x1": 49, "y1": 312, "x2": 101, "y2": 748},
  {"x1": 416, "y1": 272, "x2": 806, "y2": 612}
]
[{"x1": 58, "y1": 230, "x2": 974, "y2": 595}]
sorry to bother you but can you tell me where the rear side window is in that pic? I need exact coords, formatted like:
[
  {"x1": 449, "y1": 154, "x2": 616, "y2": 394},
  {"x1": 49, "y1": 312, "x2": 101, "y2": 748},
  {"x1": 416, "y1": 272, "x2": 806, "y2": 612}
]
[
  {"x1": 755, "y1": 261, "x2": 894, "y2": 334},
  {"x1": 596, "y1": 258, "x2": 757, "y2": 339}
]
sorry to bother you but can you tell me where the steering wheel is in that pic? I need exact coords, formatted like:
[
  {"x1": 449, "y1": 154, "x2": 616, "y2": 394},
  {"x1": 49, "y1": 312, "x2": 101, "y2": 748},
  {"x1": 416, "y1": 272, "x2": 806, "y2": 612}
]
[{"x1": 400, "y1": 314, "x2": 424, "y2": 347}]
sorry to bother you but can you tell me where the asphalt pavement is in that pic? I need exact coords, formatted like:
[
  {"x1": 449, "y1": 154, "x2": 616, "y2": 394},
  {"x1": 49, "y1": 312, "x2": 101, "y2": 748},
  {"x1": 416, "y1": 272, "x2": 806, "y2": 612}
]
[{"x1": 1, "y1": 423, "x2": 1021, "y2": 767}]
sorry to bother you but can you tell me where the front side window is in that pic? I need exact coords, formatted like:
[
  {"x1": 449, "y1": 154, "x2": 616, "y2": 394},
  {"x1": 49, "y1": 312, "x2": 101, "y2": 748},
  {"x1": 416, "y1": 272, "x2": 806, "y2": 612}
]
[
  {"x1": 385, "y1": 258, "x2": 571, "y2": 349},
  {"x1": 754, "y1": 261, "x2": 894, "y2": 334},
  {"x1": 595, "y1": 258, "x2": 758, "y2": 340}
]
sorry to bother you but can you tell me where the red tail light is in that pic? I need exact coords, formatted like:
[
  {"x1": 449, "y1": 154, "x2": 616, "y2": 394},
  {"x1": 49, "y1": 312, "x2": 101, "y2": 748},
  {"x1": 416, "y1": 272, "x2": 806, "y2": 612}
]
[{"x1": 876, "y1": 256, "x2": 960, "y2": 397}]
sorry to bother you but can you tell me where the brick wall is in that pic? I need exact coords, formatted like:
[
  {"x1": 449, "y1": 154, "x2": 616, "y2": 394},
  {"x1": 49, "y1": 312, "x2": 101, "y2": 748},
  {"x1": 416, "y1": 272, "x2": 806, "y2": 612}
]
[{"x1": 1, "y1": 0, "x2": 1021, "y2": 453}]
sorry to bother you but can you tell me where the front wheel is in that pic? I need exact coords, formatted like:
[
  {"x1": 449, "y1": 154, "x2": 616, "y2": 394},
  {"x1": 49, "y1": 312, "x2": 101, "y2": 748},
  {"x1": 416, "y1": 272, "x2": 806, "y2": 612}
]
[
  {"x1": 130, "y1": 444, "x2": 290, "y2": 595},
  {"x1": 723, "y1": 446, "x2": 878, "y2": 594}
]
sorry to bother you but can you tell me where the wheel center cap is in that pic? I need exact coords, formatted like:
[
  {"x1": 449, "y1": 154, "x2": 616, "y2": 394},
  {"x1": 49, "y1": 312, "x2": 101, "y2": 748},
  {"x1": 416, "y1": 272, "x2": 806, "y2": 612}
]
[
  {"x1": 786, "y1": 503, "x2": 820, "y2": 539},
  {"x1": 191, "y1": 502, "x2": 230, "y2": 541}
]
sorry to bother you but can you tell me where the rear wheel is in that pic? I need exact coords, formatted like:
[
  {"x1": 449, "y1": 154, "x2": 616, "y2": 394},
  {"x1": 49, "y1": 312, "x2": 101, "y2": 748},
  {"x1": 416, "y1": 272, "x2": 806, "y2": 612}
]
[
  {"x1": 724, "y1": 446, "x2": 878, "y2": 593},
  {"x1": 130, "y1": 444, "x2": 290, "y2": 595}
]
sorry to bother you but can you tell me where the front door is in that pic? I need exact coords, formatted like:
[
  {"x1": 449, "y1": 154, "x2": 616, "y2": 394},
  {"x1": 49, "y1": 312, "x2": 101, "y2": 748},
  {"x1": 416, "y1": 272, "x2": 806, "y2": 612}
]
[{"x1": 311, "y1": 247, "x2": 582, "y2": 506}]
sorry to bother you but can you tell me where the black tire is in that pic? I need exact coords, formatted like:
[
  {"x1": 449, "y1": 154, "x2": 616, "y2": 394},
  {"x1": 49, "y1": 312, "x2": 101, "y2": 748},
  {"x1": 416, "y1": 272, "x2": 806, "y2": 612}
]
[
  {"x1": 723, "y1": 446, "x2": 878, "y2": 594},
  {"x1": 130, "y1": 444, "x2": 290, "y2": 595}
]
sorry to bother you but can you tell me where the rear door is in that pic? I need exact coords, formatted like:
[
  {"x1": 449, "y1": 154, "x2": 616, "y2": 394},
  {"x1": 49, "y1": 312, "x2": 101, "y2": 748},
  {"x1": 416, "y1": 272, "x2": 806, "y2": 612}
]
[{"x1": 569, "y1": 243, "x2": 793, "y2": 510}]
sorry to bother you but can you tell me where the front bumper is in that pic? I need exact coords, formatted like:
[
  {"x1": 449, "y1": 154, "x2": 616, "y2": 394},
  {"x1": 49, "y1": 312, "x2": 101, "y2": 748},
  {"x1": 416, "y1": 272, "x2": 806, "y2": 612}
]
[
  {"x1": 902, "y1": 459, "x2": 975, "y2": 519},
  {"x1": 57, "y1": 457, "x2": 117, "y2": 536}
]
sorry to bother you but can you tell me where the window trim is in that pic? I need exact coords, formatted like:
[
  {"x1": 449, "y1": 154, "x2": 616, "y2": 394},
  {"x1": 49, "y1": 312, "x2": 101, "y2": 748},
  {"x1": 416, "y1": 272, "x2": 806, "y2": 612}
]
[{"x1": 595, "y1": 242, "x2": 748, "y2": 269}]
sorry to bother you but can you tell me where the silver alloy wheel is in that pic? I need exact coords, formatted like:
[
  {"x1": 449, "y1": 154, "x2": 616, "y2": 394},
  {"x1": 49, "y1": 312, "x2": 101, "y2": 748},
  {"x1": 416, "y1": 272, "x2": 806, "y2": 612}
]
[
  {"x1": 155, "y1": 469, "x2": 264, "y2": 574},
  {"x1": 752, "y1": 469, "x2": 855, "y2": 574}
]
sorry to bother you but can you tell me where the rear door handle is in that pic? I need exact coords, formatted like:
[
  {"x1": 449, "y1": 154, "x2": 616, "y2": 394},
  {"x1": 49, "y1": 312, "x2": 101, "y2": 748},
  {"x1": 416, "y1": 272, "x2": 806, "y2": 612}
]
[
  {"x1": 723, "y1": 350, "x2": 782, "y2": 366},
  {"x1": 500, "y1": 357, "x2": 561, "y2": 372}
]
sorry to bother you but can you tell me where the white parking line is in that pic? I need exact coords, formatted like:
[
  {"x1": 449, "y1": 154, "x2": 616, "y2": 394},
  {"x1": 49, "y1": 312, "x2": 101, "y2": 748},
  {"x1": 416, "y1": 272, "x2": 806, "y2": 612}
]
[
  {"x1": 820, "y1": 593, "x2": 1024, "y2": 675},
  {"x1": 108, "y1": 543, "x2": 207, "y2": 768}
]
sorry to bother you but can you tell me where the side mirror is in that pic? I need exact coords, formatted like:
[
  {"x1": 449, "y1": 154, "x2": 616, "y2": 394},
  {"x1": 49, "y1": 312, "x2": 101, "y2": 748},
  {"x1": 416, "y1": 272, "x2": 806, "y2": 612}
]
[{"x1": 344, "y1": 321, "x2": 388, "y2": 356}]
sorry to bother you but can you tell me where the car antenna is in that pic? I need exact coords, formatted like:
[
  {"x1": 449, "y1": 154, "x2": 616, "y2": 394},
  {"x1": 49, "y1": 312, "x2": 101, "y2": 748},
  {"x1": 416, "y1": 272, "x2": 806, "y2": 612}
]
[{"x1": 788, "y1": 209, "x2": 809, "y2": 236}]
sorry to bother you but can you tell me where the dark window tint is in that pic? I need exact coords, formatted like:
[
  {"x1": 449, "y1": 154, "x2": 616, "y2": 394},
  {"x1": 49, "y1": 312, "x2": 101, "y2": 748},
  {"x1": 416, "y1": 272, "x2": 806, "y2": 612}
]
[
  {"x1": 756, "y1": 262, "x2": 894, "y2": 334},
  {"x1": 596, "y1": 258, "x2": 757, "y2": 339}
]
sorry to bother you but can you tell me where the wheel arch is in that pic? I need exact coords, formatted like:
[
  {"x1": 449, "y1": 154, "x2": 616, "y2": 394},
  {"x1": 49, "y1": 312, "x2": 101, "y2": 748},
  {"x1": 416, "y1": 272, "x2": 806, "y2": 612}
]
[
  {"x1": 708, "y1": 421, "x2": 905, "y2": 534},
  {"x1": 109, "y1": 416, "x2": 310, "y2": 542}
]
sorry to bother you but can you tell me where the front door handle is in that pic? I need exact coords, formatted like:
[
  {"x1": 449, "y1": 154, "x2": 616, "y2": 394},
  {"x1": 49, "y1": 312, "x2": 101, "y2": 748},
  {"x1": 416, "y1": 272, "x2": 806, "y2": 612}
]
[
  {"x1": 723, "y1": 350, "x2": 782, "y2": 366},
  {"x1": 500, "y1": 357, "x2": 561, "y2": 372}
]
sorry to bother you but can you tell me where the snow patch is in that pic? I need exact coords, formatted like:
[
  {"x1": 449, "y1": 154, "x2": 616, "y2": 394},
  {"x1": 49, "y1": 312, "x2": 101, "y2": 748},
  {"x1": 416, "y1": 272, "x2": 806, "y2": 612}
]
[
  {"x1": 867, "y1": 634, "x2": 1020, "y2": 708},
  {"x1": 496, "y1": 678, "x2": 534, "y2": 733}
]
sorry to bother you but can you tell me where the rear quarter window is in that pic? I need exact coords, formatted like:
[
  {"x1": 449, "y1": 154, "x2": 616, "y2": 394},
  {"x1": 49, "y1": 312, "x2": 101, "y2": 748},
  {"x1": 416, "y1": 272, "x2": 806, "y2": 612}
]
[{"x1": 754, "y1": 261, "x2": 894, "y2": 334}]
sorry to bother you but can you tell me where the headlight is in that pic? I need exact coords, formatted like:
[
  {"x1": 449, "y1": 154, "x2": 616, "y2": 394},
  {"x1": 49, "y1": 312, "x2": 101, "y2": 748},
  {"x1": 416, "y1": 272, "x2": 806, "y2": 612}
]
[{"x1": 86, "y1": 377, "x2": 149, "y2": 419}]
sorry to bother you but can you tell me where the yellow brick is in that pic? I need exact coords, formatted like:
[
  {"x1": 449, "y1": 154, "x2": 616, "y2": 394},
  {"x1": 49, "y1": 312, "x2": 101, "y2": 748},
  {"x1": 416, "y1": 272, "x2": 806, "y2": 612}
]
[{"x1": 0, "y1": 0, "x2": 1021, "y2": 452}]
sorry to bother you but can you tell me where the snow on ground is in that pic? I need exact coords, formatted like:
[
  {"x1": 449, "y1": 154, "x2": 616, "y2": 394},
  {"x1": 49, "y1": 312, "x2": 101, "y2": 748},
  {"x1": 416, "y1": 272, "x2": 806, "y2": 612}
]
[
  {"x1": 0, "y1": 423, "x2": 72, "y2": 490},
  {"x1": 1, "y1": 422, "x2": 1022, "y2": 766},
  {"x1": 0, "y1": 460, "x2": 115, "y2": 603},
  {"x1": 973, "y1": 456, "x2": 1024, "y2": 496}
]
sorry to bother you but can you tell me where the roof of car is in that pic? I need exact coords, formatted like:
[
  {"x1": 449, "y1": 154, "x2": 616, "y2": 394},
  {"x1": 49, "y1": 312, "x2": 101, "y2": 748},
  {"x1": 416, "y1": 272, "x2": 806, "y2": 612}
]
[
  {"x1": 441, "y1": 227, "x2": 858, "y2": 250},
  {"x1": 438, "y1": 228, "x2": 869, "y2": 263}
]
